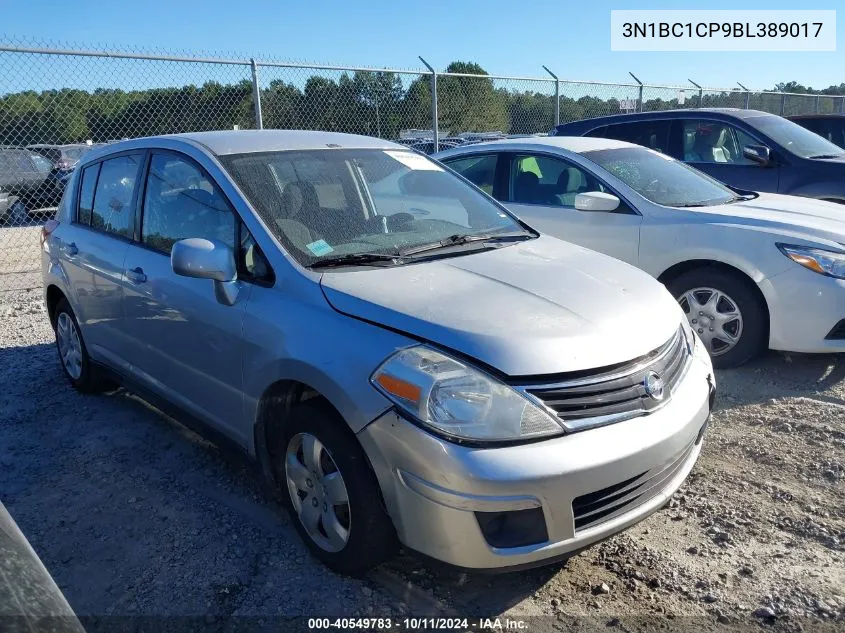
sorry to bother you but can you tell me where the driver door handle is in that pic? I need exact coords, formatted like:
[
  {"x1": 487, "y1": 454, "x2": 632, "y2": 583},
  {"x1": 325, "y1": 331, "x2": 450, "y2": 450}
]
[{"x1": 126, "y1": 267, "x2": 147, "y2": 284}]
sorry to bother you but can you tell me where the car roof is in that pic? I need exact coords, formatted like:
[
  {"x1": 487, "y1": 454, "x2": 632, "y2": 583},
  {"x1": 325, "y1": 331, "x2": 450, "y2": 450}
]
[
  {"x1": 788, "y1": 113, "x2": 845, "y2": 120},
  {"x1": 157, "y1": 130, "x2": 403, "y2": 155},
  {"x1": 556, "y1": 108, "x2": 777, "y2": 130},
  {"x1": 435, "y1": 136, "x2": 636, "y2": 157}
]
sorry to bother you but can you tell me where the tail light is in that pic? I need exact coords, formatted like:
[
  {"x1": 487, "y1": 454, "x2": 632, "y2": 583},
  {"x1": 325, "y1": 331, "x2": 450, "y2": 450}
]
[{"x1": 41, "y1": 219, "x2": 59, "y2": 246}]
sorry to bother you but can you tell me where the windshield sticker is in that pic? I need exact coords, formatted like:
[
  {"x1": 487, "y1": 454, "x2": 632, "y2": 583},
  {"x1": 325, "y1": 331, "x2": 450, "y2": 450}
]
[
  {"x1": 306, "y1": 239, "x2": 334, "y2": 256},
  {"x1": 384, "y1": 150, "x2": 443, "y2": 171}
]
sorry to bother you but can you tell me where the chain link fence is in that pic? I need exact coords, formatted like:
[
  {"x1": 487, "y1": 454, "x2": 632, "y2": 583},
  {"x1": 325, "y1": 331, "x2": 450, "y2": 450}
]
[{"x1": 1, "y1": 37, "x2": 844, "y2": 292}]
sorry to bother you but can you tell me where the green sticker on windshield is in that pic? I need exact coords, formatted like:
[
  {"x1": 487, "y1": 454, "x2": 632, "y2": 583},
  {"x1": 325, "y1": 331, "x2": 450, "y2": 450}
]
[{"x1": 306, "y1": 239, "x2": 334, "y2": 256}]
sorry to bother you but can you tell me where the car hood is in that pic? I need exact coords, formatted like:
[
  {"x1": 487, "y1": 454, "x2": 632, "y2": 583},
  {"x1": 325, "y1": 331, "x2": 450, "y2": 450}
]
[
  {"x1": 701, "y1": 193, "x2": 845, "y2": 242},
  {"x1": 320, "y1": 236, "x2": 681, "y2": 377}
]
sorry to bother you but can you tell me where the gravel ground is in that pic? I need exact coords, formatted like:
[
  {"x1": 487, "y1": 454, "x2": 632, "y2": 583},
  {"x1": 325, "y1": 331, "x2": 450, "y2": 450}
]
[{"x1": 1, "y1": 287, "x2": 843, "y2": 632}]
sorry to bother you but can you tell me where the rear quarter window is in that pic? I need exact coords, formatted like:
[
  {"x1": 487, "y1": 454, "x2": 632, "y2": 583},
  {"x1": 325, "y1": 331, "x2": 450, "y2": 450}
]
[{"x1": 77, "y1": 164, "x2": 100, "y2": 225}]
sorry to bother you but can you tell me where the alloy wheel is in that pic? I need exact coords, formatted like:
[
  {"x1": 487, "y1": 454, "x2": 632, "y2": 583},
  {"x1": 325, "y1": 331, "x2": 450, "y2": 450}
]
[
  {"x1": 285, "y1": 432, "x2": 351, "y2": 553},
  {"x1": 56, "y1": 312, "x2": 83, "y2": 379}
]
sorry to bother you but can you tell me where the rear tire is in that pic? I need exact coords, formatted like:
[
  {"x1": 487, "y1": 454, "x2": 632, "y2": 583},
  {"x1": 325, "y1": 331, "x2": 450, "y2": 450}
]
[
  {"x1": 667, "y1": 268, "x2": 766, "y2": 368},
  {"x1": 53, "y1": 298, "x2": 112, "y2": 393},
  {"x1": 276, "y1": 399, "x2": 397, "y2": 575}
]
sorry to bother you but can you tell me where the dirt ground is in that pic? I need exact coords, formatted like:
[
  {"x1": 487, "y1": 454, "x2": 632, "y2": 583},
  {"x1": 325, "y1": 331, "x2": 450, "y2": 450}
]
[{"x1": 1, "y1": 287, "x2": 843, "y2": 632}]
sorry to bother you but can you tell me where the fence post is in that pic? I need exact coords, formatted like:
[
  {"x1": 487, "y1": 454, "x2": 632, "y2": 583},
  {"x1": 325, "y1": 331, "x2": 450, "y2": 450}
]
[
  {"x1": 780, "y1": 93, "x2": 786, "y2": 115},
  {"x1": 737, "y1": 82, "x2": 750, "y2": 109},
  {"x1": 815, "y1": 94, "x2": 821, "y2": 113},
  {"x1": 629, "y1": 72, "x2": 643, "y2": 112},
  {"x1": 688, "y1": 79, "x2": 703, "y2": 108},
  {"x1": 419, "y1": 57, "x2": 438, "y2": 152},
  {"x1": 250, "y1": 58, "x2": 263, "y2": 130},
  {"x1": 542, "y1": 66, "x2": 560, "y2": 127},
  {"x1": 841, "y1": 96, "x2": 845, "y2": 114}
]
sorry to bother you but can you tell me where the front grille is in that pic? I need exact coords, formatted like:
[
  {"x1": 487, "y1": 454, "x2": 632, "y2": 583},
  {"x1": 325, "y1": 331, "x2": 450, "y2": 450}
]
[
  {"x1": 572, "y1": 440, "x2": 696, "y2": 533},
  {"x1": 520, "y1": 327, "x2": 690, "y2": 432},
  {"x1": 825, "y1": 319, "x2": 845, "y2": 340}
]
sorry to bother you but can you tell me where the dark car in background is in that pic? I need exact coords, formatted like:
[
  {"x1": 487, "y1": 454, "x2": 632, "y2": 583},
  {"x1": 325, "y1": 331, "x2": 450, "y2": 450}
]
[
  {"x1": 788, "y1": 114, "x2": 845, "y2": 149},
  {"x1": 27, "y1": 144, "x2": 93, "y2": 176},
  {"x1": 0, "y1": 147, "x2": 56, "y2": 225},
  {"x1": 553, "y1": 109, "x2": 845, "y2": 204}
]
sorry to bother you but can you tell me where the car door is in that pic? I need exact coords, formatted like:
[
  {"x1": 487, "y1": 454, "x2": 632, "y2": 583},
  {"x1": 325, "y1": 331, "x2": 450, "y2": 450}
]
[
  {"x1": 680, "y1": 119, "x2": 780, "y2": 192},
  {"x1": 56, "y1": 153, "x2": 143, "y2": 374},
  {"x1": 120, "y1": 150, "x2": 247, "y2": 441},
  {"x1": 489, "y1": 152, "x2": 641, "y2": 265}
]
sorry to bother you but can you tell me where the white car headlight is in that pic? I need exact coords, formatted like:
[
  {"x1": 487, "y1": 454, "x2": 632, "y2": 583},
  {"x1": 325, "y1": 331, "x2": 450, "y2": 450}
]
[
  {"x1": 371, "y1": 346, "x2": 564, "y2": 442},
  {"x1": 778, "y1": 243, "x2": 845, "y2": 279}
]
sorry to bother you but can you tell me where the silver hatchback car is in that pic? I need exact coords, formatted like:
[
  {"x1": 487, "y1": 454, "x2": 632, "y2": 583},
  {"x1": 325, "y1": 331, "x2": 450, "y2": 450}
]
[{"x1": 42, "y1": 130, "x2": 715, "y2": 574}]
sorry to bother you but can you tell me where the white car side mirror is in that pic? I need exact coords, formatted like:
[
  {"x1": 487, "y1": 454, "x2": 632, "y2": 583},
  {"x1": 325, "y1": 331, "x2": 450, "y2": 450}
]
[{"x1": 574, "y1": 191, "x2": 621, "y2": 212}]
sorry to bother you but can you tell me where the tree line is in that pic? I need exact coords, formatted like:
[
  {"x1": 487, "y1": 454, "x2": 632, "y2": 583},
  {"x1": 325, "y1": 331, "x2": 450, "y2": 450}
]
[{"x1": 1, "y1": 61, "x2": 842, "y2": 146}]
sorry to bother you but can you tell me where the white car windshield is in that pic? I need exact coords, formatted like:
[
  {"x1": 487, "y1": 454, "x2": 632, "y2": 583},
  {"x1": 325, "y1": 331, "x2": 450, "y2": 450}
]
[
  {"x1": 584, "y1": 147, "x2": 743, "y2": 207},
  {"x1": 747, "y1": 115, "x2": 845, "y2": 159},
  {"x1": 222, "y1": 149, "x2": 529, "y2": 265}
]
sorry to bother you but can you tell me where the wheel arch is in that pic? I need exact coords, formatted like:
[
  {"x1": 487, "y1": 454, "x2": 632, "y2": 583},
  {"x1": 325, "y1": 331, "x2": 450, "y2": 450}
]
[
  {"x1": 253, "y1": 379, "x2": 382, "y2": 494},
  {"x1": 658, "y1": 259, "x2": 771, "y2": 339},
  {"x1": 45, "y1": 284, "x2": 67, "y2": 327}
]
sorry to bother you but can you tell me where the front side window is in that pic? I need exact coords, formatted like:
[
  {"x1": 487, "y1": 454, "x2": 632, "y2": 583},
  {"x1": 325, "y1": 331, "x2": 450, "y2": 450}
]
[
  {"x1": 682, "y1": 121, "x2": 756, "y2": 165},
  {"x1": 585, "y1": 146, "x2": 740, "y2": 207},
  {"x1": 748, "y1": 114, "x2": 845, "y2": 159},
  {"x1": 141, "y1": 153, "x2": 235, "y2": 254},
  {"x1": 77, "y1": 164, "x2": 100, "y2": 225},
  {"x1": 443, "y1": 154, "x2": 498, "y2": 194},
  {"x1": 91, "y1": 154, "x2": 142, "y2": 238},
  {"x1": 222, "y1": 149, "x2": 525, "y2": 266},
  {"x1": 509, "y1": 154, "x2": 606, "y2": 207},
  {"x1": 601, "y1": 121, "x2": 672, "y2": 154}
]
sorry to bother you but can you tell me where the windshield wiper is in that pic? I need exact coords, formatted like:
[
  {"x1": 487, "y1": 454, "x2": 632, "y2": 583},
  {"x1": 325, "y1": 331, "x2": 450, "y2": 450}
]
[
  {"x1": 808, "y1": 153, "x2": 844, "y2": 159},
  {"x1": 309, "y1": 252, "x2": 403, "y2": 269},
  {"x1": 400, "y1": 232, "x2": 534, "y2": 257}
]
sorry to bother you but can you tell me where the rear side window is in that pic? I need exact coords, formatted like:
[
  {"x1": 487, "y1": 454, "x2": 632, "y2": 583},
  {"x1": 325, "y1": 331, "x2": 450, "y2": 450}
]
[
  {"x1": 91, "y1": 154, "x2": 142, "y2": 238},
  {"x1": 443, "y1": 154, "x2": 498, "y2": 195},
  {"x1": 141, "y1": 153, "x2": 235, "y2": 254},
  {"x1": 602, "y1": 121, "x2": 672, "y2": 154},
  {"x1": 77, "y1": 164, "x2": 100, "y2": 225}
]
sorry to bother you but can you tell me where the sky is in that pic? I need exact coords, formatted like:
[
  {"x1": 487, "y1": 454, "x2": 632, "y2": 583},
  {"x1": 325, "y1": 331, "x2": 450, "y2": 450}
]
[{"x1": 1, "y1": 0, "x2": 843, "y2": 91}]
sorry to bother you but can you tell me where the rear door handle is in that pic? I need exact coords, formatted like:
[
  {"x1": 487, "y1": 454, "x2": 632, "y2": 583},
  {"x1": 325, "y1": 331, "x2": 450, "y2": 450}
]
[
  {"x1": 61, "y1": 242, "x2": 78, "y2": 256},
  {"x1": 126, "y1": 267, "x2": 147, "y2": 284}
]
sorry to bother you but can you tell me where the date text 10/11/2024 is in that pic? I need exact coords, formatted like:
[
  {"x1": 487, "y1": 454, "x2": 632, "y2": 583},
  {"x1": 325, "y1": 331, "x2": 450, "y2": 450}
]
[{"x1": 307, "y1": 617, "x2": 530, "y2": 630}]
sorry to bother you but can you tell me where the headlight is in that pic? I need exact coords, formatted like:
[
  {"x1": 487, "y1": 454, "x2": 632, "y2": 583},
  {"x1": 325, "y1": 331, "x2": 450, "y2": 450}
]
[
  {"x1": 371, "y1": 346, "x2": 564, "y2": 442},
  {"x1": 777, "y1": 243, "x2": 845, "y2": 279}
]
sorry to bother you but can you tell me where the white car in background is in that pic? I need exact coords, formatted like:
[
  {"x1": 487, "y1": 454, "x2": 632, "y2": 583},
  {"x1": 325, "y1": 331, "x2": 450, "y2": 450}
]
[{"x1": 435, "y1": 137, "x2": 845, "y2": 368}]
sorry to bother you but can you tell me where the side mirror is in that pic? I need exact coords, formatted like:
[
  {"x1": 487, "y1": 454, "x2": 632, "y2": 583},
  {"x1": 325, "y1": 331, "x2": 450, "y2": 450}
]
[
  {"x1": 171, "y1": 238, "x2": 240, "y2": 306},
  {"x1": 574, "y1": 191, "x2": 621, "y2": 212},
  {"x1": 742, "y1": 144, "x2": 771, "y2": 166}
]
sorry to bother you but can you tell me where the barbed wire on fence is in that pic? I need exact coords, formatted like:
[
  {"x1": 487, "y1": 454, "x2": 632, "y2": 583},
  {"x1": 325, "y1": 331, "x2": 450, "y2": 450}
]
[{"x1": 1, "y1": 36, "x2": 844, "y2": 292}]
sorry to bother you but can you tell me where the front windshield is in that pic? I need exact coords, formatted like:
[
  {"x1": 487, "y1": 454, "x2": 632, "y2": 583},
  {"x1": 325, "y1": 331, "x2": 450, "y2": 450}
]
[
  {"x1": 584, "y1": 147, "x2": 739, "y2": 207},
  {"x1": 749, "y1": 115, "x2": 845, "y2": 158},
  {"x1": 222, "y1": 149, "x2": 526, "y2": 265}
]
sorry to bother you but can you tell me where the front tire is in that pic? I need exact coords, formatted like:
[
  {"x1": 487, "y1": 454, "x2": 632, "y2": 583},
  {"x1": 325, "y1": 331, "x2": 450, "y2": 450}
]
[
  {"x1": 667, "y1": 269, "x2": 766, "y2": 368},
  {"x1": 276, "y1": 400, "x2": 397, "y2": 575},
  {"x1": 53, "y1": 298, "x2": 111, "y2": 392}
]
